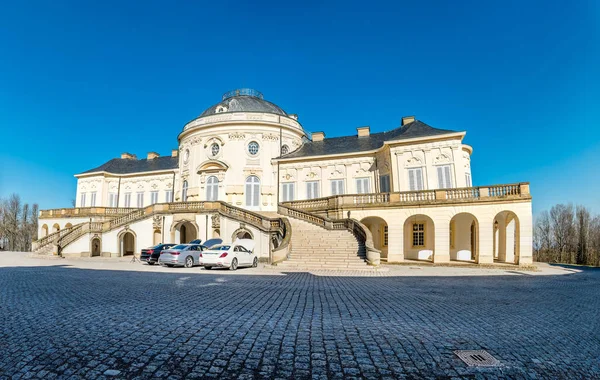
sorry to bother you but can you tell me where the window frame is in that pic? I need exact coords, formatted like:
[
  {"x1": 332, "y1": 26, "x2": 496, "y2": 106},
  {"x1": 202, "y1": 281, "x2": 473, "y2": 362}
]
[
  {"x1": 247, "y1": 141, "x2": 260, "y2": 156},
  {"x1": 411, "y1": 222, "x2": 426, "y2": 248},
  {"x1": 436, "y1": 164, "x2": 453, "y2": 189},
  {"x1": 282, "y1": 182, "x2": 295, "y2": 202},
  {"x1": 465, "y1": 172, "x2": 472, "y2": 187},
  {"x1": 165, "y1": 190, "x2": 173, "y2": 203},
  {"x1": 330, "y1": 179, "x2": 344, "y2": 196},
  {"x1": 408, "y1": 167, "x2": 424, "y2": 191},
  {"x1": 355, "y1": 177, "x2": 370, "y2": 194},
  {"x1": 80, "y1": 192, "x2": 86, "y2": 207},
  {"x1": 150, "y1": 191, "x2": 159, "y2": 205},
  {"x1": 245, "y1": 176, "x2": 260, "y2": 207},
  {"x1": 182, "y1": 180, "x2": 188, "y2": 202},
  {"x1": 136, "y1": 192, "x2": 144, "y2": 208},
  {"x1": 206, "y1": 176, "x2": 219, "y2": 201},
  {"x1": 379, "y1": 175, "x2": 391, "y2": 193},
  {"x1": 306, "y1": 181, "x2": 320, "y2": 199},
  {"x1": 124, "y1": 193, "x2": 131, "y2": 208},
  {"x1": 90, "y1": 192, "x2": 97, "y2": 207}
]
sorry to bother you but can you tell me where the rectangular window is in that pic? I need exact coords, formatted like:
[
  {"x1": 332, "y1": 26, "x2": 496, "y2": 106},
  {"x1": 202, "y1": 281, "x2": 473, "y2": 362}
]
[
  {"x1": 465, "y1": 172, "x2": 472, "y2": 187},
  {"x1": 379, "y1": 175, "x2": 390, "y2": 193},
  {"x1": 150, "y1": 191, "x2": 159, "y2": 204},
  {"x1": 90, "y1": 192, "x2": 97, "y2": 207},
  {"x1": 306, "y1": 181, "x2": 320, "y2": 199},
  {"x1": 412, "y1": 223, "x2": 425, "y2": 247},
  {"x1": 282, "y1": 182, "x2": 295, "y2": 202},
  {"x1": 408, "y1": 168, "x2": 424, "y2": 191},
  {"x1": 331, "y1": 179, "x2": 344, "y2": 195},
  {"x1": 124, "y1": 193, "x2": 131, "y2": 208},
  {"x1": 437, "y1": 164, "x2": 453, "y2": 189},
  {"x1": 355, "y1": 178, "x2": 370, "y2": 194},
  {"x1": 383, "y1": 225, "x2": 388, "y2": 247},
  {"x1": 80, "y1": 192, "x2": 86, "y2": 207},
  {"x1": 136, "y1": 192, "x2": 144, "y2": 208},
  {"x1": 108, "y1": 193, "x2": 117, "y2": 207},
  {"x1": 165, "y1": 190, "x2": 173, "y2": 203}
]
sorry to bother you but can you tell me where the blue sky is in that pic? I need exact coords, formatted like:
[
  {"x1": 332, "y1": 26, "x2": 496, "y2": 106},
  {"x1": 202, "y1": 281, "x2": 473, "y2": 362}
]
[{"x1": 0, "y1": 0, "x2": 598, "y2": 215}]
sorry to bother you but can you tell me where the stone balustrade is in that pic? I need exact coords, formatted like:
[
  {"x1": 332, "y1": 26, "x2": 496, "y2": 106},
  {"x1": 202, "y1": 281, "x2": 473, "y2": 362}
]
[
  {"x1": 40, "y1": 207, "x2": 137, "y2": 219},
  {"x1": 283, "y1": 182, "x2": 530, "y2": 212}
]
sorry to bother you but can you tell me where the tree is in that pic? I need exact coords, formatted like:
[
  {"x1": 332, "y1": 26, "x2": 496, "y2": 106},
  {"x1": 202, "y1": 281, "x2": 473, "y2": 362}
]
[
  {"x1": 575, "y1": 206, "x2": 591, "y2": 265},
  {"x1": 4, "y1": 194, "x2": 22, "y2": 251},
  {"x1": 549, "y1": 204, "x2": 575, "y2": 263}
]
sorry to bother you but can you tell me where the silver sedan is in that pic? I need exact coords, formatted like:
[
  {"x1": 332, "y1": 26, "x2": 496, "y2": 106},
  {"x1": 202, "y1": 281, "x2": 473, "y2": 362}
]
[{"x1": 158, "y1": 244, "x2": 204, "y2": 268}]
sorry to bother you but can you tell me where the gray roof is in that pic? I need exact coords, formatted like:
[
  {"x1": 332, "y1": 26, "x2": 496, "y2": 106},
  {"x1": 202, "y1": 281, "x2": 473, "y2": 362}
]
[
  {"x1": 200, "y1": 95, "x2": 287, "y2": 117},
  {"x1": 79, "y1": 156, "x2": 178, "y2": 175},
  {"x1": 279, "y1": 120, "x2": 460, "y2": 159}
]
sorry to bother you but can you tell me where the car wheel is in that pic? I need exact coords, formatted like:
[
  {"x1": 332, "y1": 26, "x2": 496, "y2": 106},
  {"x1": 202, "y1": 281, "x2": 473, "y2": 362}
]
[
  {"x1": 185, "y1": 256, "x2": 194, "y2": 268},
  {"x1": 204, "y1": 266, "x2": 212, "y2": 270},
  {"x1": 230, "y1": 258, "x2": 238, "y2": 271},
  {"x1": 148, "y1": 262, "x2": 155, "y2": 266},
  {"x1": 252, "y1": 257, "x2": 258, "y2": 268}
]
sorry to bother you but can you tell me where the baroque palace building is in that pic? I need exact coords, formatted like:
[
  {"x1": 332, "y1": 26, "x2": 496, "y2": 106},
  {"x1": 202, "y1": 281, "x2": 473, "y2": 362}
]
[{"x1": 34, "y1": 89, "x2": 532, "y2": 269}]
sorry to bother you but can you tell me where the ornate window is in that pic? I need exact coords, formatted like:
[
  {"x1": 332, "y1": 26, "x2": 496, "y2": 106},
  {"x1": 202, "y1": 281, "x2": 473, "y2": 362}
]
[
  {"x1": 90, "y1": 192, "x2": 97, "y2": 207},
  {"x1": 211, "y1": 143, "x2": 220, "y2": 157},
  {"x1": 165, "y1": 190, "x2": 173, "y2": 203},
  {"x1": 182, "y1": 180, "x2": 188, "y2": 202},
  {"x1": 245, "y1": 176, "x2": 260, "y2": 207},
  {"x1": 248, "y1": 141, "x2": 259, "y2": 156},
  {"x1": 124, "y1": 193, "x2": 131, "y2": 208},
  {"x1": 150, "y1": 191, "x2": 159, "y2": 204},
  {"x1": 80, "y1": 192, "x2": 87, "y2": 207},
  {"x1": 412, "y1": 223, "x2": 425, "y2": 247},
  {"x1": 281, "y1": 145, "x2": 289, "y2": 155},
  {"x1": 136, "y1": 192, "x2": 144, "y2": 208},
  {"x1": 206, "y1": 176, "x2": 219, "y2": 201},
  {"x1": 408, "y1": 168, "x2": 424, "y2": 191},
  {"x1": 355, "y1": 178, "x2": 370, "y2": 194},
  {"x1": 282, "y1": 182, "x2": 295, "y2": 202}
]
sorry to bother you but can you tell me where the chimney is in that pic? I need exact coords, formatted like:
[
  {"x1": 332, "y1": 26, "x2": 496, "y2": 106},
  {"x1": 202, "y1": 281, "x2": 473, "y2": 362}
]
[
  {"x1": 312, "y1": 132, "x2": 325, "y2": 142},
  {"x1": 171, "y1": 149, "x2": 178, "y2": 157},
  {"x1": 357, "y1": 126, "x2": 370, "y2": 137},
  {"x1": 147, "y1": 152, "x2": 160, "y2": 160},
  {"x1": 402, "y1": 116, "x2": 415, "y2": 126},
  {"x1": 121, "y1": 152, "x2": 136, "y2": 159}
]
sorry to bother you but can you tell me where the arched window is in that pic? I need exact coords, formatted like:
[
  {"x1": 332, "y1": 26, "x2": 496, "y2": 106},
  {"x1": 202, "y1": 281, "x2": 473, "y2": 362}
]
[
  {"x1": 206, "y1": 176, "x2": 219, "y2": 201},
  {"x1": 182, "y1": 180, "x2": 188, "y2": 202},
  {"x1": 245, "y1": 176, "x2": 260, "y2": 207},
  {"x1": 281, "y1": 145, "x2": 289, "y2": 155}
]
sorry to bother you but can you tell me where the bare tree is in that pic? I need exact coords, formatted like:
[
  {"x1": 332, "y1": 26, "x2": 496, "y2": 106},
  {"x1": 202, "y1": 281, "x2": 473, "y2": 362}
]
[
  {"x1": 576, "y1": 206, "x2": 591, "y2": 265},
  {"x1": 550, "y1": 204, "x2": 575, "y2": 263},
  {"x1": 4, "y1": 194, "x2": 22, "y2": 251}
]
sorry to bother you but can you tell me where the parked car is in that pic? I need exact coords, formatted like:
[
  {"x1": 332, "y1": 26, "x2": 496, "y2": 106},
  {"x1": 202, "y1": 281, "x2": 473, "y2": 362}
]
[
  {"x1": 189, "y1": 239, "x2": 202, "y2": 244},
  {"x1": 140, "y1": 243, "x2": 176, "y2": 265},
  {"x1": 159, "y1": 244, "x2": 205, "y2": 268},
  {"x1": 203, "y1": 238, "x2": 223, "y2": 249},
  {"x1": 200, "y1": 239, "x2": 257, "y2": 270}
]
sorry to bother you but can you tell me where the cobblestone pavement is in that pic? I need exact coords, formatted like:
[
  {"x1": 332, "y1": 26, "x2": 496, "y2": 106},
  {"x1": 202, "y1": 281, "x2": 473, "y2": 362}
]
[{"x1": 1, "y1": 257, "x2": 599, "y2": 378}]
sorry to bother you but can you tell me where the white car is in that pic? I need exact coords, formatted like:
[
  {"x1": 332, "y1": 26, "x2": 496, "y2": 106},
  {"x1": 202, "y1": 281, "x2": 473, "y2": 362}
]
[
  {"x1": 200, "y1": 239, "x2": 257, "y2": 270},
  {"x1": 158, "y1": 244, "x2": 205, "y2": 268}
]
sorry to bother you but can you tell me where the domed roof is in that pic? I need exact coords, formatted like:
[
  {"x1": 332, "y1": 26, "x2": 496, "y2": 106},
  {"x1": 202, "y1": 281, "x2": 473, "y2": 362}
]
[{"x1": 200, "y1": 89, "x2": 287, "y2": 117}]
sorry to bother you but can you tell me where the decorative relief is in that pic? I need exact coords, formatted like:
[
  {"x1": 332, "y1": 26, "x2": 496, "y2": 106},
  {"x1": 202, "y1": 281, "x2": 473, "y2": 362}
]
[
  {"x1": 261, "y1": 133, "x2": 279, "y2": 142},
  {"x1": 292, "y1": 139, "x2": 302, "y2": 148},
  {"x1": 433, "y1": 154, "x2": 451, "y2": 165},
  {"x1": 228, "y1": 132, "x2": 246, "y2": 141},
  {"x1": 211, "y1": 214, "x2": 220, "y2": 228},
  {"x1": 152, "y1": 215, "x2": 162, "y2": 230},
  {"x1": 405, "y1": 156, "x2": 423, "y2": 167}
]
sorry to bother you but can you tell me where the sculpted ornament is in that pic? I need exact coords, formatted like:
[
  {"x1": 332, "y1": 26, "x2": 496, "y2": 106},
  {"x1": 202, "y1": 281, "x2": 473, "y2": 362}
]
[
  {"x1": 228, "y1": 132, "x2": 246, "y2": 141},
  {"x1": 261, "y1": 133, "x2": 279, "y2": 142},
  {"x1": 152, "y1": 215, "x2": 162, "y2": 229},
  {"x1": 211, "y1": 214, "x2": 220, "y2": 228}
]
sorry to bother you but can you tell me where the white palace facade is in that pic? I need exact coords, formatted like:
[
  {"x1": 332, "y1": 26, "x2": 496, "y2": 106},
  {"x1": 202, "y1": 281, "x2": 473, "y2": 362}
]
[{"x1": 34, "y1": 89, "x2": 532, "y2": 268}]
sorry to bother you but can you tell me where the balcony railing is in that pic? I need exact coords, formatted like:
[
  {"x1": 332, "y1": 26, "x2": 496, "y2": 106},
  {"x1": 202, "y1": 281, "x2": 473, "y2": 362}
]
[{"x1": 282, "y1": 182, "x2": 530, "y2": 211}]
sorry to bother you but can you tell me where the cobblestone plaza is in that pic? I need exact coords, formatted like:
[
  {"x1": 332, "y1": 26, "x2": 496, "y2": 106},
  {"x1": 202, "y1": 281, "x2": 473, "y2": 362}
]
[{"x1": 1, "y1": 255, "x2": 598, "y2": 379}]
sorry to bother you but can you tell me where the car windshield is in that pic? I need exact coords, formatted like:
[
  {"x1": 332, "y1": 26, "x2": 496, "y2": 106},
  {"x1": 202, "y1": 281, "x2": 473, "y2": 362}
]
[
  {"x1": 211, "y1": 245, "x2": 230, "y2": 251},
  {"x1": 171, "y1": 244, "x2": 187, "y2": 250}
]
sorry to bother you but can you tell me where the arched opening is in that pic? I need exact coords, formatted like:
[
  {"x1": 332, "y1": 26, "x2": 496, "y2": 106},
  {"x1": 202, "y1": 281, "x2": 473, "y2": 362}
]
[
  {"x1": 119, "y1": 231, "x2": 136, "y2": 256},
  {"x1": 65, "y1": 223, "x2": 73, "y2": 229},
  {"x1": 173, "y1": 221, "x2": 198, "y2": 244},
  {"x1": 245, "y1": 176, "x2": 260, "y2": 208},
  {"x1": 361, "y1": 217, "x2": 389, "y2": 261},
  {"x1": 206, "y1": 176, "x2": 219, "y2": 201},
  {"x1": 91, "y1": 238, "x2": 101, "y2": 257},
  {"x1": 232, "y1": 228, "x2": 253, "y2": 241},
  {"x1": 52, "y1": 223, "x2": 60, "y2": 233},
  {"x1": 212, "y1": 228, "x2": 221, "y2": 238},
  {"x1": 41, "y1": 224, "x2": 48, "y2": 237},
  {"x1": 403, "y1": 214, "x2": 435, "y2": 261},
  {"x1": 449, "y1": 213, "x2": 479, "y2": 262},
  {"x1": 153, "y1": 229, "x2": 161, "y2": 245},
  {"x1": 494, "y1": 211, "x2": 520, "y2": 264}
]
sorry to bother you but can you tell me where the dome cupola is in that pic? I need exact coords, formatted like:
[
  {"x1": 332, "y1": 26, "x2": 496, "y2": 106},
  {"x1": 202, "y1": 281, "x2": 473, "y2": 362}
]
[{"x1": 199, "y1": 88, "x2": 288, "y2": 117}]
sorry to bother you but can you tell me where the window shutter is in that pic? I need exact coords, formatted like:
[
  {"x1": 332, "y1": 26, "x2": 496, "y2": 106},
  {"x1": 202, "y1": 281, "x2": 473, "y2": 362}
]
[
  {"x1": 408, "y1": 170, "x2": 415, "y2": 191},
  {"x1": 416, "y1": 169, "x2": 423, "y2": 190},
  {"x1": 289, "y1": 183, "x2": 294, "y2": 201},
  {"x1": 245, "y1": 184, "x2": 252, "y2": 206},
  {"x1": 437, "y1": 167, "x2": 444, "y2": 189},
  {"x1": 444, "y1": 165, "x2": 452, "y2": 188},
  {"x1": 253, "y1": 184, "x2": 259, "y2": 206},
  {"x1": 357, "y1": 179, "x2": 362, "y2": 194},
  {"x1": 331, "y1": 181, "x2": 336, "y2": 195}
]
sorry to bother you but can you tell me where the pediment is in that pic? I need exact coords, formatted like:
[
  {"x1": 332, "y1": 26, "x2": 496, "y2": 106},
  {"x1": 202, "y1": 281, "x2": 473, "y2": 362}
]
[{"x1": 197, "y1": 160, "x2": 229, "y2": 173}]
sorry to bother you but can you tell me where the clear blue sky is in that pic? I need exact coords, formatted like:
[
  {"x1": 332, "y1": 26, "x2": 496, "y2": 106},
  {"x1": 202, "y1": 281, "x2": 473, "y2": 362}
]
[{"x1": 0, "y1": 0, "x2": 598, "y2": 215}]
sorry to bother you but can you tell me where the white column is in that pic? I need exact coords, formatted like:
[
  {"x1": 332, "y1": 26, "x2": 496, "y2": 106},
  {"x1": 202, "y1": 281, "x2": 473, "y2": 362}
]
[
  {"x1": 478, "y1": 217, "x2": 494, "y2": 264},
  {"x1": 433, "y1": 217, "x2": 450, "y2": 263}
]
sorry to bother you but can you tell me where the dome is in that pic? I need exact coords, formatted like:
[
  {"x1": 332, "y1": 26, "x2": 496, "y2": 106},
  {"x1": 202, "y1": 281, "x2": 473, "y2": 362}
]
[{"x1": 199, "y1": 89, "x2": 287, "y2": 117}]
